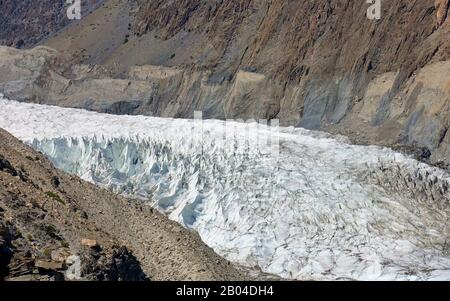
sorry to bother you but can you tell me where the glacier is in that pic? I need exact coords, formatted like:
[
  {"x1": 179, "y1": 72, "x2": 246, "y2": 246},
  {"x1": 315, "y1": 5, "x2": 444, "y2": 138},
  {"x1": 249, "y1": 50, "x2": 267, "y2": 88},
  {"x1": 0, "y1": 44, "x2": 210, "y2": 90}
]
[{"x1": 1, "y1": 95, "x2": 450, "y2": 280}]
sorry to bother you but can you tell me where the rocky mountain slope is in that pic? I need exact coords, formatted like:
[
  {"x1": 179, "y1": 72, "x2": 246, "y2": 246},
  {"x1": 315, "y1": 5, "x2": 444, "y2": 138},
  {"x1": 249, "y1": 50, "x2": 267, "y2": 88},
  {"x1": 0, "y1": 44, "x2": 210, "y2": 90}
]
[
  {"x1": 0, "y1": 0, "x2": 103, "y2": 48},
  {"x1": 0, "y1": 0, "x2": 449, "y2": 165},
  {"x1": 0, "y1": 128, "x2": 253, "y2": 281}
]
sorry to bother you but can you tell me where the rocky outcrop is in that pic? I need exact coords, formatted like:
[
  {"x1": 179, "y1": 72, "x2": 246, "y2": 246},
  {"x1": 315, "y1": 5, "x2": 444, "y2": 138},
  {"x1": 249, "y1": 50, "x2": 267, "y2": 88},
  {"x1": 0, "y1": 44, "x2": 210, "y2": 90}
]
[
  {"x1": 129, "y1": 0, "x2": 449, "y2": 79},
  {"x1": 80, "y1": 246, "x2": 148, "y2": 281},
  {"x1": 435, "y1": 0, "x2": 450, "y2": 26}
]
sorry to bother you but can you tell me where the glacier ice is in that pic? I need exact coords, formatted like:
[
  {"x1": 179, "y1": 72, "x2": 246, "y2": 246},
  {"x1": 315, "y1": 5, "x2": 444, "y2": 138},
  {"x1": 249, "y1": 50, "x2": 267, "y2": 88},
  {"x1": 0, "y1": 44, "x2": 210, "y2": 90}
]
[{"x1": 1, "y1": 96, "x2": 449, "y2": 280}]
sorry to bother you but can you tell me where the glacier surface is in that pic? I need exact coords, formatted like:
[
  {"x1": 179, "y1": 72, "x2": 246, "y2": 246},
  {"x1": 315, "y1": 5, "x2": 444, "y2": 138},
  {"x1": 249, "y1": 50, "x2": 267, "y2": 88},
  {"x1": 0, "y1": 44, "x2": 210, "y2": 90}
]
[{"x1": 1, "y1": 96, "x2": 449, "y2": 280}]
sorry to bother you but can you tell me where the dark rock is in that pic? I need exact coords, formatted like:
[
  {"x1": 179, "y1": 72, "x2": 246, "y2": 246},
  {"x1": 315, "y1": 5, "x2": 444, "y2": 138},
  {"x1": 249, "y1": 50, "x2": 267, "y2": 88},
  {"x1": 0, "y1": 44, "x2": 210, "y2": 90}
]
[
  {"x1": 419, "y1": 147, "x2": 432, "y2": 161},
  {"x1": 80, "y1": 211, "x2": 88, "y2": 219},
  {"x1": 110, "y1": 246, "x2": 149, "y2": 281},
  {"x1": 100, "y1": 100, "x2": 142, "y2": 115},
  {"x1": 0, "y1": 220, "x2": 19, "y2": 280},
  {"x1": 41, "y1": 224, "x2": 63, "y2": 241},
  {"x1": 81, "y1": 246, "x2": 149, "y2": 281},
  {"x1": 14, "y1": 39, "x2": 24, "y2": 49},
  {"x1": 51, "y1": 176, "x2": 60, "y2": 188},
  {"x1": 18, "y1": 171, "x2": 28, "y2": 182},
  {"x1": 0, "y1": 155, "x2": 18, "y2": 177}
]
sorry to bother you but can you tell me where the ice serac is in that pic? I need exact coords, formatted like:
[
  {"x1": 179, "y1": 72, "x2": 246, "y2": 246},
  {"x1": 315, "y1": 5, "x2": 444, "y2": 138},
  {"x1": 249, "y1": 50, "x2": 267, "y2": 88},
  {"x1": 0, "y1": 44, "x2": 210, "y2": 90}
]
[{"x1": 1, "y1": 96, "x2": 449, "y2": 280}]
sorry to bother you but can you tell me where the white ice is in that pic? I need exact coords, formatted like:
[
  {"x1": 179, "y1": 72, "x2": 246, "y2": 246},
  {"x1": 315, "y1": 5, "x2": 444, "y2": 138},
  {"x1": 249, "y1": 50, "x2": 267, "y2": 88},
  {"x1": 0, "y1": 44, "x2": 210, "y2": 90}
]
[{"x1": 1, "y1": 95, "x2": 449, "y2": 280}]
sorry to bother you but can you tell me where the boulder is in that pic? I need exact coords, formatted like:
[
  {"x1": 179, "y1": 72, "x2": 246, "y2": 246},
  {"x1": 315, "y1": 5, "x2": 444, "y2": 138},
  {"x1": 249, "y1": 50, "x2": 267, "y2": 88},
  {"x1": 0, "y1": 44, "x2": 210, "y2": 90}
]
[
  {"x1": 81, "y1": 238, "x2": 98, "y2": 248},
  {"x1": 35, "y1": 259, "x2": 64, "y2": 270}
]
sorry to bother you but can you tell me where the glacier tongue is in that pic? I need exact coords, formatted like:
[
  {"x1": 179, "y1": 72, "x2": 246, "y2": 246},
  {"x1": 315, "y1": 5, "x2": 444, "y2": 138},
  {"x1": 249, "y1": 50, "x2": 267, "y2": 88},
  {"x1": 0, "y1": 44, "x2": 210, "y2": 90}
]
[{"x1": 1, "y1": 97, "x2": 450, "y2": 280}]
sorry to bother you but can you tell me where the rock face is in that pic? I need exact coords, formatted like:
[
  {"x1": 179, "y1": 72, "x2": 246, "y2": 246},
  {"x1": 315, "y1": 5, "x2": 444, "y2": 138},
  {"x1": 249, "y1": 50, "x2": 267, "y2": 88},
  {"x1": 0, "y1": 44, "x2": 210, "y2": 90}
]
[
  {"x1": 436, "y1": 0, "x2": 450, "y2": 25},
  {"x1": 0, "y1": 0, "x2": 449, "y2": 166},
  {"x1": 0, "y1": 0, "x2": 103, "y2": 48}
]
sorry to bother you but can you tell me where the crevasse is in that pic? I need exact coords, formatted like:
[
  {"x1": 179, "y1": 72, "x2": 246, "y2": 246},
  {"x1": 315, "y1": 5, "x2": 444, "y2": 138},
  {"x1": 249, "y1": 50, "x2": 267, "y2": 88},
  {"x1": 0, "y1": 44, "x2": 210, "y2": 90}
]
[{"x1": 1, "y1": 97, "x2": 450, "y2": 280}]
